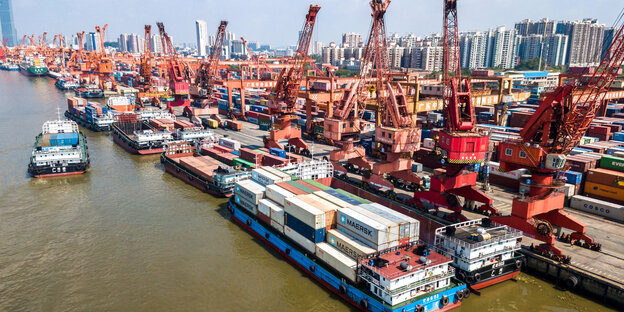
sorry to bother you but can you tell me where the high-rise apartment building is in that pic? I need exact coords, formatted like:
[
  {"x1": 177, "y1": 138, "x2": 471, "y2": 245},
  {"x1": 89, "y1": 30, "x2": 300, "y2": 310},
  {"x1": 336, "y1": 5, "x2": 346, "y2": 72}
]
[
  {"x1": 86, "y1": 32, "x2": 101, "y2": 52},
  {"x1": 566, "y1": 19, "x2": 604, "y2": 66},
  {"x1": 195, "y1": 20, "x2": 208, "y2": 56},
  {"x1": 118, "y1": 34, "x2": 129, "y2": 52},
  {"x1": 0, "y1": 0, "x2": 18, "y2": 47},
  {"x1": 341, "y1": 32, "x2": 362, "y2": 48}
]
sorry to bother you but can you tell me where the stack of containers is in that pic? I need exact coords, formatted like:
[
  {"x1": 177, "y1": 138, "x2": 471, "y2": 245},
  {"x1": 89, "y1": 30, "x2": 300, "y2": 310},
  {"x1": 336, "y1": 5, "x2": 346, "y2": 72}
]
[
  {"x1": 284, "y1": 196, "x2": 326, "y2": 253},
  {"x1": 234, "y1": 179, "x2": 266, "y2": 215},
  {"x1": 336, "y1": 207, "x2": 396, "y2": 251},
  {"x1": 239, "y1": 148, "x2": 263, "y2": 166},
  {"x1": 569, "y1": 195, "x2": 624, "y2": 222},
  {"x1": 219, "y1": 138, "x2": 241, "y2": 151},
  {"x1": 584, "y1": 159, "x2": 624, "y2": 204}
]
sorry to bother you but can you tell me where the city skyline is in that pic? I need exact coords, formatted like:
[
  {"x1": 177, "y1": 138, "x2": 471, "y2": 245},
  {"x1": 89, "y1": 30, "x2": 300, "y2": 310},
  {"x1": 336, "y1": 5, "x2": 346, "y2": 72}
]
[{"x1": 4, "y1": 0, "x2": 623, "y2": 47}]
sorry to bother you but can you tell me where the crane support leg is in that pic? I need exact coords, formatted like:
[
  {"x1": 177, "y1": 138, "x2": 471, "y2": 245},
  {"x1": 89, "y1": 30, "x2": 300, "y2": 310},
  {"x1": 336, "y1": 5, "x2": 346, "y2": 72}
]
[{"x1": 446, "y1": 186, "x2": 499, "y2": 216}]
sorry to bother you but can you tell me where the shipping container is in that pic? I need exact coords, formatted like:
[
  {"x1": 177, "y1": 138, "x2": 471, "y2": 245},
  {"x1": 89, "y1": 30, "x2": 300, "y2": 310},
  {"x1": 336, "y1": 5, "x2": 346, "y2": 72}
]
[
  {"x1": 564, "y1": 171, "x2": 584, "y2": 185},
  {"x1": 304, "y1": 179, "x2": 331, "y2": 190},
  {"x1": 336, "y1": 225, "x2": 399, "y2": 251},
  {"x1": 252, "y1": 167, "x2": 286, "y2": 186},
  {"x1": 584, "y1": 181, "x2": 624, "y2": 203},
  {"x1": 219, "y1": 138, "x2": 241, "y2": 150},
  {"x1": 332, "y1": 189, "x2": 372, "y2": 204},
  {"x1": 586, "y1": 168, "x2": 624, "y2": 189},
  {"x1": 265, "y1": 184, "x2": 296, "y2": 207},
  {"x1": 285, "y1": 181, "x2": 315, "y2": 194},
  {"x1": 235, "y1": 194, "x2": 258, "y2": 215},
  {"x1": 315, "y1": 242, "x2": 358, "y2": 282},
  {"x1": 284, "y1": 196, "x2": 326, "y2": 230},
  {"x1": 262, "y1": 166, "x2": 292, "y2": 181},
  {"x1": 313, "y1": 191, "x2": 352, "y2": 208},
  {"x1": 262, "y1": 153, "x2": 290, "y2": 166},
  {"x1": 269, "y1": 147, "x2": 287, "y2": 158},
  {"x1": 284, "y1": 212, "x2": 326, "y2": 243},
  {"x1": 326, "y1": 229, "x2": 376, "y2": 260},
  {"x1": 233, "y1": 158, "x2": 256, "y2": 169},
  {"x1": 239, "y1": 148, "x2": 263, "y2": 164},
  {"x1": 270, "y1": 219, "x2": 285, "y2": 233},
  {"x1": 569, "y1": 195, "x2": 624, "y2": 222},
  {"x1": 325, "y1": 189, "x2": 364, "y2": 206},
  {"x1": 226, "y1": 120, "x2": 243, "y2": 131},
  {"x1": 336, "y1": 208, "x2": 390, "y2": 247},
  {"x1": 284, "y1": 225, "x2": 316, "y2": 254},
  {"x1": 298, "y1": 194, "x2": 339, "y2": 229},
  {"x1": 260, "y1": 199, "x2": 285, "y2": 225},
  {"x1": 359, "y1": 203, "x2": 419, "y2": 240},
  {"x1": 235, "y1": 180, "x2": 265, "y2": 205},
  {"x1": 600, "y1": 155, "x2": 624, "y2": 172}
]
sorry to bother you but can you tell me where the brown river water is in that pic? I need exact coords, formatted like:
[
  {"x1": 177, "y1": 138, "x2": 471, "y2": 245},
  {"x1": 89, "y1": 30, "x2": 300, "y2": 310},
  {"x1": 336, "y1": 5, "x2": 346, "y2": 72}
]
[{"x1": 0, "y1": 71, "x2": 617, "y2": 311}]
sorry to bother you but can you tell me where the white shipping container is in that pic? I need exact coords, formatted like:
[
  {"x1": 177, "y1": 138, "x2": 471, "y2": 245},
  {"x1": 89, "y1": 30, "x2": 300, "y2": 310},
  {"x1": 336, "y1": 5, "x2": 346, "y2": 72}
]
[
  {"x1": 284, "y1": 225, "x2": 316, "y2": 254},
  {"x1": 569, "y1": 195, "x2": 624, "y2": 222},
  {"x1": 359, "y1": 203, "x2": 419, "y2": 240},
  {"x1": 327, "y1": 229, "x2": 376, "y2": 260},
  {"x1": 423, "y1": 138, "x2": 435, "y2": 149},
  {"x1": 299, "y1": 194, "x2": 339, "y2": 227},
  {"x1": 312, "y1": 191, "x2": 352, "y2": 208},
  {"x1": 336, "y1": 208, "x2": 390, "y2": 246},
  {"x1": 270, "y1": 204, "x2": 285, "y2": 225},
  {"x1": 266, "y1": 184, "x2": 296, "y2": 206},
  {"x1": 270, "y1": 219, "x2": 284, "y2": 233},
  {"x1": 235, "y1": 194, "x2": 258, "y2": 215},
  {"x1": 258, "y1": 199, "x2": 277, "y2": 217},
  {"x1": 488, "y1": 161, "x2": 527, "y2": 180},
  {"x1": 347, "y1": 205, "x2": 400, "y2": 242},
  {"x1": 315, "y1": 242, "x2": 358, "y2": 282},
  {"x1": 219, "y1": 138, "x2": 241, "y2": 150},
  {"x1": 284, "y1": 197, "x2": 326, "y2": 230},
  {"x1": 336, "y1": 225, "x2": 400, "y2": 251},
  {"x1": 252, "y1": 168, "x2": 283, "y2": 186},
  {"x1": 235, "y1": 180, "x2": 265, "y2": 205},
  {"x1": 263, "y1": 166, "x2": 292, "y2": 181}
]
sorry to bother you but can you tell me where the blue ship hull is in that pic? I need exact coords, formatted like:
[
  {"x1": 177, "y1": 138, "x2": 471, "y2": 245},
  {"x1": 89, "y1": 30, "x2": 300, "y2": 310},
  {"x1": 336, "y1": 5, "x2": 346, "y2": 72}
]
[{"x1": 229, "y1": 200, "x2": 467, "y2": 312}]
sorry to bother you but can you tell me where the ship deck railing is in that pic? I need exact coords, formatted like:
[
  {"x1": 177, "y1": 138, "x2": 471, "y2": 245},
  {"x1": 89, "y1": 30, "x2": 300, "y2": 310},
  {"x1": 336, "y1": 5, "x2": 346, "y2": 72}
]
[
  {"x1": 436, "y1": 243, "x2": 521, "y2": 264},
  {"x1": 359, "y1": 268, "x2": 456, "y2": 296}
]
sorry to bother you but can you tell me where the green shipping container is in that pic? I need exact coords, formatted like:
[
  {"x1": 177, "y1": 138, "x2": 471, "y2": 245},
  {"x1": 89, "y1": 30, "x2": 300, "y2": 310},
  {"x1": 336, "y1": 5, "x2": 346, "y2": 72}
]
[
  {"x1": 285, "y1": 181, "x2": 315, "y2": 194},
  {"x1": 304, "y1": 179, "x2": 331, "y2": 191},
  {"x1": 233, "y1": 158, "x2": 255, "y2": 169},
  {"x1": 253, "y1": 149, "x2": 267, "y2": 154},
  {"x1": 600, "y1": 155, "x2": 624, "y2": 172},
  {"x1": 333, "y1": 188, "x2": 372, "y2": 204}
]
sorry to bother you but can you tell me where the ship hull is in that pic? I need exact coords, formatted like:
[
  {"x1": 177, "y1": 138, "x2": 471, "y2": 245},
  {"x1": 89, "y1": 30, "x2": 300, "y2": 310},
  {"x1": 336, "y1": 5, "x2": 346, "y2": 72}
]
[
  {"x1": 19, "y1": 66, "x2": 48, "y2": 77},
  {"x1": 161, "y1": 155, "x2": 232, "y2": 197},
  {"x1": 454, "y1": 253, "x2": 524, "y2": 290},
  {"x1": 112, "y1": 126, "x2": 164, "y2": 155},
  {"x1": 65, "y1": 111, "x2": 111, "y2": 132},
  {"x1": 229, "y1": 200, "x2": 466, "y2": 312},
  {"x1": 28, "y1": 162, "x2": 89, "y2": 178}
]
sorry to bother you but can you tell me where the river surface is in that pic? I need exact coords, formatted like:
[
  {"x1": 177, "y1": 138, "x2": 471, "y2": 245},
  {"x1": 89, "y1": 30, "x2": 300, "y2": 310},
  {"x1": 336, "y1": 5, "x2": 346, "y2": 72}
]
[{"x1": 0, "y1": 71, "x2": 617, "y2": 312}]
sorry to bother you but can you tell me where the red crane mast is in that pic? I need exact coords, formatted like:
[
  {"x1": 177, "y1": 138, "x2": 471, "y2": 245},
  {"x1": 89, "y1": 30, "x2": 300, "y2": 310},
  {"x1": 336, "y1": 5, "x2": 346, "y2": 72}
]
[
  {"x1": 410, "y1": 0, "x2": 496, "y2": 221},
  {"x1": 157, "y1": 22, "x2": 191, "y2": 109},
  {"x1": 263, "y1": 5, "x2": 321, "y2": 156},
  {"x1": 491, "y1": 13, "x2": 624, "y2": 260},
  {"x1": 193, "y1": 20, "x2": 228, "y2": 100}
]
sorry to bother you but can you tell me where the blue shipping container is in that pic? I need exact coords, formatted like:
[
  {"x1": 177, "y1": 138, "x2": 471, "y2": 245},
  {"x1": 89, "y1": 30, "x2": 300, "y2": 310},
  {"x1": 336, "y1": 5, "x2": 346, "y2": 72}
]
[
  {"x1": 564, "y1": 171, "x2": 583, "y2": 185},
  {"x1": 269, "y1": 148, "x2": 286, "y2": 158},
  {"x1": 284, "y1": 212, "x2": 326, "y2": 243},
  {"x1": 421, "y1": 129, "x2": 431, "y2": 139},
  {"x1": 614, "y1": 132, "x2": 624, "y2": 142}
]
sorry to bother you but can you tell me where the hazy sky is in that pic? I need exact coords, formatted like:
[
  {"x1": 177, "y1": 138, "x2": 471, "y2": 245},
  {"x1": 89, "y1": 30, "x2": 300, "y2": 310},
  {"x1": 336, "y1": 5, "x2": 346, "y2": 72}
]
[{"x1": 10, "y1": 0, "x2": 624, "y2": 47}]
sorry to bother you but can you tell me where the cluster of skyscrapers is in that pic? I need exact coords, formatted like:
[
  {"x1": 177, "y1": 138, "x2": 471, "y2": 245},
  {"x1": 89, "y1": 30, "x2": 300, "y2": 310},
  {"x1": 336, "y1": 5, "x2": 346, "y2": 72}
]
[
  {"x1": 117, "y1": 33, "x2": 165, "y2": 54},
  {"x1": 195, "y1": 20, "x2": 266, "y2": 59},
  {"x1": 316, "y1": 18, "x2": 612, "y2": 71}
]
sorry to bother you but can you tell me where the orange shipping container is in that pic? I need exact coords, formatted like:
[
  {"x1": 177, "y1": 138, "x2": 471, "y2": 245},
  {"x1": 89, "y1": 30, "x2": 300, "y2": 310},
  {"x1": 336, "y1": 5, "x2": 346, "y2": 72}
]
[{"x1": 586, "y1": 168, "x2": 624, "y2": 189}]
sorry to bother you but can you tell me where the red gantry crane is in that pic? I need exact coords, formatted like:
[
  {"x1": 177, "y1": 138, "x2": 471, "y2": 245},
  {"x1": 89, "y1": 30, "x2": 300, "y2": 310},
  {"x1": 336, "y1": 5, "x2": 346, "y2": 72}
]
[
  {"x1": 331, "y1": 0, "x2": 422, "y2": 195},
  {"x1": 263, "y1": 4, "x2": 320, "y2": 156},
  {"x1": 139, "y1": 25, "x2": 153, "y2": 93},
  {"x1": 157, "y1": 22, "x2": 191, "y2": 109},
  {"x1": 193, "y1": 20, "x2": 228, "y2": 103},
  {"x1": 490, "y1": 13, "x2": 624, "y2": 261},
  {"x1": 410, "y1": 0, "x2": 496, "y2": 220}
]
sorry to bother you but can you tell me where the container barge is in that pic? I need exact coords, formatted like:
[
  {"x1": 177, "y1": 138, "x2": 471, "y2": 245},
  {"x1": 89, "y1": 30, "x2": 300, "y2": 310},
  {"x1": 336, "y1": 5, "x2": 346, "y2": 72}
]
[
  {"x1": 74, "y1": 85, "x2": 104, "y2": 98},
  {"x1": 28, "y1": 119, "x2": 89, "y2": 177},
  {"x1": 112, "y1": 114, "x2": 173, "y2": 155},
  {"x1": 228, "y1": 162, "x2": 467, "y2": 312},
  {"x1": 434, "y1": 219, "x2": 524, "y2": 290},
  {"x1": 65, "y1": 97, "x2": 115, "y2": 132},
  {"x1": 55, "y1": 78, "x2": 80, "y2": 90},
  {"x1": 160, "y1": 141, "x2": 251, "y2": 197}
]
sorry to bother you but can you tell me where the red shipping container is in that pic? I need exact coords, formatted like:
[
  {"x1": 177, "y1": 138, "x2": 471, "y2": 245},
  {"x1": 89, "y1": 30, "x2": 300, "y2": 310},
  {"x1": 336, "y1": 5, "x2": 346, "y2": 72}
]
[
  {"x1": 262, "y1": 153, "x2": 289, "y2": 166},
  {"x1": 586, "y1": 168, "x2": 624, "y2": 189},
  {"x1": 246, "y1": 111, "x2": 259, "y2": 119},
  {"x1": 257, "y1": 113, "x2": 272, "y2": 122},
  {"x1": 240, "y1": 148, "x2": 263, "y2": 164},
  {"x1": 579, "y1": 144, "x2": 606, "y2": 153},
  {"x1": 214, "y1": 145, "x2": 234, "y2": 154},
  {"x1": 286, "y1": 152, "x2": 303, "y2": 164},
  {"x1": 276, "y1": 182, "x2": 308, "y2": 195},
  {"x1": 258, "y1": 211, "x2": 271, "y2": 224},
  {"x1": 226, "y1": 120, "x2": 242, "y2": 131},
  {"x1": 588, "y1": 125, "x2": 611, "y2": 136},
  {"x1": 201, "y1": 147, "x2": 222, "y2": 158},
  {"x1": 296, "y1": 180, "x2": 321, "y2": 191}
]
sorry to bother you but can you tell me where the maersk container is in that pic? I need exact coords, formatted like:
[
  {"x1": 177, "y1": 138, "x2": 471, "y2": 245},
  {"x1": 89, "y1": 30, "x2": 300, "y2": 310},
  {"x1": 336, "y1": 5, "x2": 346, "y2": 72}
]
[
  {"x1": 235, "y1": 194, "x2": 257, "y2": 215},
  {"x1": 266, "y1": 184, "x2": 296, "y2": 206},
  {"x1": 336, "y1": 208, "x2": 389, "y2": 247},
  {"x1": 347, "y1": 205, "x2": 400, "y2": 243},
  {"x1": 570, "y1": 195, "x2": 624, "y2": 222},
  {"x1": 235, "y1": 179, "x2": 265, "y2": 205},
  {"x1": 359, "y1": 203, "x2": 419, "y2": 241},
  {"x1": 284, "y1": 225, "x2": 316, "y2": 254},
  {"x1": 284, "y1": 212, "x2": 326, "y2": 243},
  {"x1": 315, "y1": 242, "x2": 358, "y2": 282},
  {"x1": 326, "y1": 229, "x2": 376, "y2": 260},
  {"x1": 284, "y1": 196, "x2": 326, "y2": 230},
  {"x1": 336, "y1": 225, "x2": 399, "y2": 251},
  {"x1": 252, "y1": 168, "x2": 284, "y2": 186}
]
